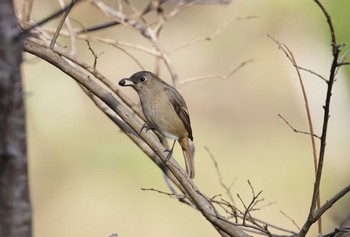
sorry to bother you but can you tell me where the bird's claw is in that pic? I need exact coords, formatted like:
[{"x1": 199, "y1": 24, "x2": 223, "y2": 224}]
[
  {"x1": 164, "y1": 149, "x2": 173, "y2": 161},
  {"x1": 140, "y1": 123, "x2": 151, "y2": 134}
]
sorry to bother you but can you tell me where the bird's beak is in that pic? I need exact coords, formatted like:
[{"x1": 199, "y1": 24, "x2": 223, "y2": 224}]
[{"x1": 118, "y1": 78, "x2": 134, "y2": 87}]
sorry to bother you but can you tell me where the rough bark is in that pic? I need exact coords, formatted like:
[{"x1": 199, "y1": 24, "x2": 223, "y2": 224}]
[{"x1": 0, "y1": 0, "x2": 32, "y2": 236}]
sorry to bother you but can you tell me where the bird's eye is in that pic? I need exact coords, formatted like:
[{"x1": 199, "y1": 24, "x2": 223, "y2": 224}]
[{"x1": 139, "y1": 76, "x2": 146, "y2": 83}]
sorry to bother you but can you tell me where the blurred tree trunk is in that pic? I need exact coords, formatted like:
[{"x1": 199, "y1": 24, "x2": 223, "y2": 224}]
[{"x1": 0, "y1": 0, "x2": 32, "y2": 237}]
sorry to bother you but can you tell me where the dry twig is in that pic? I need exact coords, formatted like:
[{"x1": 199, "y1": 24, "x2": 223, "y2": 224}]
[
  {"x1": 269, "y1": 34, "x2": 321, "y2": 233},
  {"x1": 181, "y1": 59, "x2": 254, "y2": 85},
  {"x1": 172, "y1": 16, "x2": 259, "y2": 53},
  {"x1": 278, "y1": 114, "x2": 320, "y2": 139}
]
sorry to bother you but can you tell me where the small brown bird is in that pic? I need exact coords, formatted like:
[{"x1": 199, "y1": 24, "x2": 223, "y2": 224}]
[{"x1": 119, "y1": 71, "x2": 195, "y2": 178}]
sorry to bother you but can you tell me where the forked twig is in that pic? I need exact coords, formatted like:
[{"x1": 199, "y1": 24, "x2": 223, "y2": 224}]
[
  {"x1": 141, "y1": 187, "x2": 182, "y2": 198},
  {"x1": 204, "y1": 146, "x2": 238, "y2": 221},
  {"x1": 280, "y1": 210, "x2": 301, "y2": 231},
  {"x1": 86, "y1": 40, "x2": 102, "y2": 69},
  {"x1": 21, "y1": 0, "x2": 82, "y2": 35},
  {"x1": 278, "y1": 114, "x2": 320, "y2": 139},
  {"x1": 298, "y1": 1, "x2": 349, "y2": 236},
  {"x1": 269, "y1": 34, "x2": 321, "y2": 233},
  {"x1": 268, "y1": 34, "x2": 327, "y2": 82}
]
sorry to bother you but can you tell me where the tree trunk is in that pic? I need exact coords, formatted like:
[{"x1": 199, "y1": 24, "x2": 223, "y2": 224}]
[{"x1": 0, "y1": 0, "x2": 32, "y2": 236}]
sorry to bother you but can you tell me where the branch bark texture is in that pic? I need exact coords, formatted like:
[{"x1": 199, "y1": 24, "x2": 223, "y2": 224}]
[{"x1": 0, "y1": 0, "x2": 32, "y2": 237}]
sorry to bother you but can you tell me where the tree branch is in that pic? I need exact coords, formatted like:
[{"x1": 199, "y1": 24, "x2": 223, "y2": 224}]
[
  {"x1": 24, "y1": 38, "x2": 251, "y2": 237},
  {"x1": 298, "y1": 1, "x2": 347, "y2": 236},
  {"x1": 269, "y1": 33, "x2": 322, "y2": 234},
  {"x1": 278, "y1": 114, "x2": 320, "y2": 139}
]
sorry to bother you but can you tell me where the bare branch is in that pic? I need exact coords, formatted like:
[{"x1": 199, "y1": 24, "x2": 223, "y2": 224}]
[
  {"x1": 268, "y1": 35, "x2": 327, "y2": 82},
  {"x1": 336, "y1": 49, "x2": 350, "y2": 69},
  {"x1": 85, "y1": 40, "x2": 102, "y2": 69},
  {"x1": 338, "y1": 61, "x2": 350, "y2": 66},
  {"x1": 24, "y1": 39, "x2": 251, "y2": 237},
  {"x1": 270, "y1": 34, "x2": 321, "y2": 233},
  {"x1": 140, "y1": 187, "x2": 194, "y2": 207},
  {"x1": 278, "y1": 114, "x2": 320, "y2": 139},
  {"x1": 141, "y1": 187, "x2": 182, "y2": 198},
  {"x1": 164, "y1": 1, "x2": 195, "y2": 22},
  {"x1": 298, "y1": 1, "x2": 346, "y2": 236},
  {"x1": 205, "y1": 146, "x2": 238, "y2": 222},
  {"x1": 21, "y1": 0, "x2": 82, "y2": 36},
  {"x1": 314, "y1": 0, "x2": 336, "y2": 54},
  {"x1": 21, "y1": 1, "x2": 348, "y2": 237},
  {"x1": 314, "y1": 184, "x2": 350, "y2": 223},
  {"x1": 78, "y1": 21, "x2": 120, "y2": 33},
  {"x1": 280, "y1": 210, "x2": 301, "y2": 231},
  {"x1": 49, "y1": 0, "x2": 77, "y2": 49},
  {"x1": 172, "y1": 16, "x2": 259, "y2": 53},
  {"x1": 46, "y1": 29, "x2": 154, "y2": 69},
  {"x1": 181, "y1": 59, "x2": 254, "y2": 85},
  {"x1": 57, "y1": 0, "x2": 76, "y2": 56},
  {"x1": 87, "y1": 0, "x2": 180, "y2": 87}
]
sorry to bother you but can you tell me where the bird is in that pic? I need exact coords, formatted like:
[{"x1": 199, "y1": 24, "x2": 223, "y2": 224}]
[{"x1": 119, "y1": 71, "x2": 195, "y2": 178}]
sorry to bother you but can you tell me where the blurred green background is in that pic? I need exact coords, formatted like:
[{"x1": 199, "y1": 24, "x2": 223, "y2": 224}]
[{"x1": 19, "y1": 0, "x2": 350, "y2": 236}]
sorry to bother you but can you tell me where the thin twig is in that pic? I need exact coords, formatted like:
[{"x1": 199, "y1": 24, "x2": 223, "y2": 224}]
[
  {"x1": 28, "y1": 37, "x2": 144, "y2": 119},
  {"x1": 141, "y1": 186, "x2": 194, "y2": 207},
  {"x1": 238, "y1": 181, "x2": 271, "y2": 237},
  {"x1": 269, "y1": 34, "x2": 321, "y2": 233},
  {"x1": 21, "y1": 0, "x2": 82, "y2": 35},
  {"x1": 164, "y1": 1, "x2": 194, "y2": 22},
  {"x1": 338, "y1": 61, "x2": 350, "y2": 66},
  {"x1": 278, "y1": 114, "x2": 320, "y2": 139},
  {"x1": 181, "y1": 59, "x2": 254, "y2": 85},
  {"x1": 88, "y1": 0, "x2": 180, "y2": 88},
  {"x1": 280, "y1": 210, "x2": 301, "y2": 231},
  {"x1": 172, "y1": 16, "x2": 259, "y2": 53},
  {"x1": 49, "y1": 0, "x2": 78, "y2": 49},
  {"x1": 296, "y1": 65, "x2": 327, "y2": 82},
  {"x1": 204, "y1": 146, "x2": 238, "y2": 221},
  {"x1": 336, "y1": 49, "x2": 350, "y2": 71},
  {"x1": 141, "y1": 187, "x2": 182, "y2": 198},
  {"x1": 46, "y1": 29, "x2": 154, "y2": 68},
  {"x1": 58, "y1": 0, "x2": 76, "y2": 56},
  {"x1": 78, "y1": 21, "x2": 120, "y2": 33},
  {"x1": 313, "y1": 184, "x2": 350, "y2": 224},
  {"x1": 268, "y1": 35, "x2": 327, "y2": 83},
  {"x1": 86, "y1": 40, "x2": 102, "y2": 69},
  {"x1": 298, "y1": 1, "x2": 344, "y2": 236}
]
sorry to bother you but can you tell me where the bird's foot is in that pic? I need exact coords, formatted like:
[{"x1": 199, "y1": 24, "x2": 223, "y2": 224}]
[
  {"x1": 164, "y1": 149, "x2": 173, "y2": 161},
  {"x1": 140, "y1": 123, "x2": 151, "y2": 134}
]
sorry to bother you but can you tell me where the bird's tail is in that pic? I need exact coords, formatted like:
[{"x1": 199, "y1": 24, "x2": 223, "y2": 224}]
[{"x1": 179, "y1": 137, "x2": 195, "y2": 179}]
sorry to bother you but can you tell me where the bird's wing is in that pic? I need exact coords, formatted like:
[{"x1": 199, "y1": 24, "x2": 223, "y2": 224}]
[{"x1": 164, "y1": 87, "x2": 193, "y2": 141}]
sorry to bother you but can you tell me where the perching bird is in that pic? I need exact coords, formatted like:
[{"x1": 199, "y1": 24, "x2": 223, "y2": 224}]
[{"x1": 119, "y1": 71, "x2": 195, "y2": 178}]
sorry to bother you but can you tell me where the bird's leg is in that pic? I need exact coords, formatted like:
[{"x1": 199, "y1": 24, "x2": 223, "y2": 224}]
[{"x1": 164, "y1": 140, "x2": 176, "y2": 160}]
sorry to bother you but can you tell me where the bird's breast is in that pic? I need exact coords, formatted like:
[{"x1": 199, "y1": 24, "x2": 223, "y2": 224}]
[{"x1": 140, "y1": 91, "x2": 187, "y2": 140}]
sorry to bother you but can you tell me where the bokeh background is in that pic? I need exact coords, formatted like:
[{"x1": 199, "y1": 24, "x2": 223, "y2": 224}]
[{"x1": 19, "y1": 0, "x2": 350, "y2": 236}]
